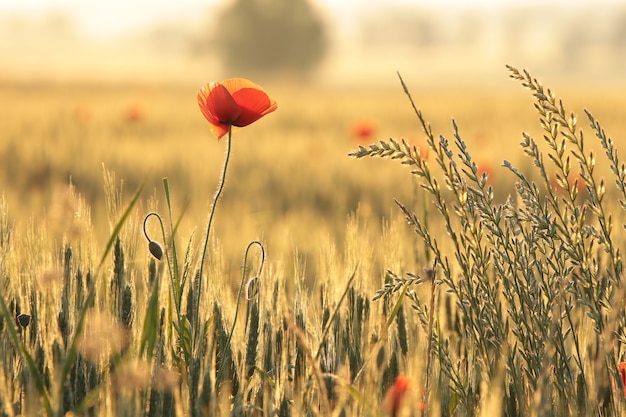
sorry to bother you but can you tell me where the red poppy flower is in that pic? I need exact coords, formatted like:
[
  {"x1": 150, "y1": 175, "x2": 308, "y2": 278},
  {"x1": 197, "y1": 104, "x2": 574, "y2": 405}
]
[
  {"x1": 351, "y1": 119, "x2": 376, "y2": 143},
  {"x1": 476, "y1": 159, "x2": 495, "y2": 181},
  {"x1": 197, "y1": 78, "x2": 277, "y2": 140},
  {"x1": 124, "y1": 104, "x2": 145, "y2": 123},
  {"x1": 382, "y1": 374, "x2": 411, "y2": 416},
  {"x1": 618, "y1": 362, "x2": 626, "y2": 398},
  {"x1": 551, "y1": 173, "x2": 586, "y2": 194}
]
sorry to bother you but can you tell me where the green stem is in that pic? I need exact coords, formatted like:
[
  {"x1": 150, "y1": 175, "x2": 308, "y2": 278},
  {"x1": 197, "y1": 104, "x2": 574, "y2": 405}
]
[
  {"x1": 143, "y1": 212, "x2": 179, "y2": 311},
  {"x1": 198, "y1": 126, "x2": 233, "y2": 313},
  {"x1": 216, "y1": 240, "x2": 265, "y2": 387}
]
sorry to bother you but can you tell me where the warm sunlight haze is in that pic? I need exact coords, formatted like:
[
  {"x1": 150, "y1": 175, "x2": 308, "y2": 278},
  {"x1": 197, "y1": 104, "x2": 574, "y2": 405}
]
[
  {"x1": 2, "y1": 0, "x2": 625, "y2": 84},
  {"x1": 1, "y1": 0, "x2": 626, "y2": 415}
]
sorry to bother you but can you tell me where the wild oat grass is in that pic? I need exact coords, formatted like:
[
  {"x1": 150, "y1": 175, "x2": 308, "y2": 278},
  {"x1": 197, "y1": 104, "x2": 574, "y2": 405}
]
[
  {"x1": 351, "y1": 67, "x2": 626, "y2": 416},
  {"x1": 1, "y1": 67, "x2": 626, "y2": 416}
]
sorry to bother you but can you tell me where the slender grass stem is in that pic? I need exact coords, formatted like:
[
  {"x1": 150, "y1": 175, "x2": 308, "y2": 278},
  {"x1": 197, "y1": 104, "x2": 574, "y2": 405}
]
[
  {"x1": 314, "y1": 265, "x2": 358, "y2": 361},
  {"x1": 423, "y1": 266, "x2": 437, "y2": 417}
]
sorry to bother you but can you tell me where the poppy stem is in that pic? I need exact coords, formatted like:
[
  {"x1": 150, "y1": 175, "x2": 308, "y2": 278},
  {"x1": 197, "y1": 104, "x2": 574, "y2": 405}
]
[
  {"x1": 198, "y1": 125, "x2": 233, "y2": 310},
  {"x1": 215, "y1": 240, "x2": 265, "y2": 386}
]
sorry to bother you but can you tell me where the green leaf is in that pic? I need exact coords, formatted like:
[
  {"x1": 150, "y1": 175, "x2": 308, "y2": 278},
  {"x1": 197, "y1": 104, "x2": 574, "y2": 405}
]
[
  {"x1": 139, "y1": 267, "x2": 161, "y2": 359},
  {"x1": 163, "y1": 177, "x2": 183, "y2": 313},
  {"x1": 385, "y1": 285, "x2": 408, "y2": 330}
]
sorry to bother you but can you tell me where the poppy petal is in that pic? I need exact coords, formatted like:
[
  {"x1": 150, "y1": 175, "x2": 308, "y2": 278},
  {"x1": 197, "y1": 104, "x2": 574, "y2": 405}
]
[
  {"x1": 619, "y1": 362, "x2": 626, "y2": 398},
  {"x1": 208, "y1": 122, "x2": 230, "y2": 140},
  {"x1": 221, "y1": 78, "x2": 266, "y2": 93},
  {"x1": 230, "y1": 87, "x2": 278, "y2": 127},
  {"x1": 198, "y1": 83, "x2": 240, "y2": 139},
  {"x1": 220, "y1": 78, "x2": 277, "y2": 127},
  {"x1": 382, "y1": 374, "x2": 411, "y2": 416},
  {"x1": 198, "y1": 82, "x2": 241, "y2": 126}
]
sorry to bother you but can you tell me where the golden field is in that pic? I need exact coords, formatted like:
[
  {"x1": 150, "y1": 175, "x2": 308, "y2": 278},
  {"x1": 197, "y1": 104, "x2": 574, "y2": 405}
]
[
  {"x1": 3, "y1": 79, "x2": 626, "y2": 270},
  {"x1": 2, "y1": 72, "x2": 626, "y2": 416}
]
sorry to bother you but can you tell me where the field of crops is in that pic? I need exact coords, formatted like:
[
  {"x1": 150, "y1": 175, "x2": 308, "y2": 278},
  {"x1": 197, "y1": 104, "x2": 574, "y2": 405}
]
[{"x1": 2, "y1": 68, "x2": 626, "y2": 416}]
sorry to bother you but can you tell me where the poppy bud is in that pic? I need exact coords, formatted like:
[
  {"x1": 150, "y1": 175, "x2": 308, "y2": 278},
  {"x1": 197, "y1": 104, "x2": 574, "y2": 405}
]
[
  {"x1": 17, "y1": 313, "x2": 31, "y2": 328},
  {"x1": 245, "y1": 276, "x2": 261, "y2": 300},
  {"x1": 148, "y1": 241, "x2": 163, "y2": 261}
]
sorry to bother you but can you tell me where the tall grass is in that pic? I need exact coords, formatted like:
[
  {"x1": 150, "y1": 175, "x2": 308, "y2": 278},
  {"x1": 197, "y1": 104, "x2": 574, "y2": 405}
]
[
  {"x1": 0, "y1": 66, "x2": 625, "y2": 416},
  {"x1": 351, "y1": 66, "x2": 626, "y2": 415}
]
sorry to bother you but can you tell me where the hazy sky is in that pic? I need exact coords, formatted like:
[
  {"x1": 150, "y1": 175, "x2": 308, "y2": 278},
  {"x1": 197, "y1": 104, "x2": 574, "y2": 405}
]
[{"x1": 1, "y1": 0, "x2": 617, "y2": 38}]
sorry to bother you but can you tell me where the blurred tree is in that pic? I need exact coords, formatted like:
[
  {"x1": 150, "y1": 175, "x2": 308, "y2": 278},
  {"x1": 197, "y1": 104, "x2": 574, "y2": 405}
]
[{"x1": 214, "y1": 0, "x2": 327, "y2": 77}]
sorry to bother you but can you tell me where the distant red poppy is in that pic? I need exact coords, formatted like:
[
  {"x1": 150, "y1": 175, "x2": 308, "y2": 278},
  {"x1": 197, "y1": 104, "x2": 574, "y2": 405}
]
[
  {"x1": 571, "y1": 175, "x2": 586, "y2": 193},
  {"x1": 197, "y1": 78, "x2": 277, "y2": 140},
  {"x1": 403, "y1": 138, "x2": 428, "y2": 160},
  {"x1": 476, "y1": 160, "x2": 495, "y2": 181},
  {"x1": 382, "y1": 374, "x2": 411, "y2": 416},
  {"x1": 124, "y1": 104, "x2": 145, "y2": 123},
  {"x1": 618, "y1": 362, "x2": 626, "y2": 398},
  {"x1": 417, "y1": 145, "x2": 428, "y2": 161},
  {"x1": 551, "y1": 174, "x2": 586, "y2": 194},
  {"x1": 351, "y1": 119, "x2": 376, "y2": 143}
]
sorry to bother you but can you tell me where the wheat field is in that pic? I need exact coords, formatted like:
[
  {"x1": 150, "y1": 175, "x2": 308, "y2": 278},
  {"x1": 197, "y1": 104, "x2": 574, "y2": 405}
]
[{"x1": 1, "y1": 70, "x2": 626, "y2": 416}]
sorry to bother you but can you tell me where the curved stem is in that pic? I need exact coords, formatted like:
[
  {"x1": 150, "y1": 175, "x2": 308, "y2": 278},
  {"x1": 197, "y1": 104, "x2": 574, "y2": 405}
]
[
  {"x1": 142, "y1": 213, "x2": 154, "y2": 242},
  {"x1": 194, "y1": 126, "x2": 233, "y2": 351},
  {"x1": 198, "y1": 126, "x2": 233, "y2": 296},
  {"x1": 143, "y1": 211, "x2": 180, "y2": 311},
  {"x1": 216, "y1": 240, "x2": 265, "y2": 386}
]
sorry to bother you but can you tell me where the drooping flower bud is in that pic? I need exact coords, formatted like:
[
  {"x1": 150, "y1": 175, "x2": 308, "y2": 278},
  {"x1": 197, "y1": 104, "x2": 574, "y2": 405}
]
[
  {"x1": 17, "y1": 313, "x2": 31, "y2": 328},
  {"x1": 148, "y1": 240, "x2": 164, "y2": 261},
  {"x1": 245, "y1": 276, "x2": 261, "y2": 300}
]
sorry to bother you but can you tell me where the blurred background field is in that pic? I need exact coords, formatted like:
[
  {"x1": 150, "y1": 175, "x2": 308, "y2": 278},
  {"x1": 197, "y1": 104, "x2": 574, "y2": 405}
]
[
  {"x1": 2, "y1": 79, "x2": 626, "y2": 280},
  {"x1": 0, "y1": 0, "x2": 625, "y2": 276}
]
